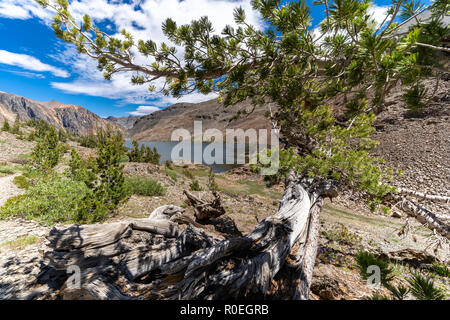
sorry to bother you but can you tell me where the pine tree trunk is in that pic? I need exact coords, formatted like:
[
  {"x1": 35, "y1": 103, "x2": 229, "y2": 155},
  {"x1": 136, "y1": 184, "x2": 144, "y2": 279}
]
[{"x1": 43, "y1": 175, "x2": 329, "y2": 300}]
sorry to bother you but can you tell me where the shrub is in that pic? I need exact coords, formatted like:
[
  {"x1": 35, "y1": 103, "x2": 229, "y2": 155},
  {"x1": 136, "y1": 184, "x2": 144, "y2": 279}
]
[
  {"x1": 31, "y1": 125, "x2": 63, "y2": 171},
  {"x1": 66, "y1": 149, "x2": 96, "y2": 188},
  {"x1": 407, "y1": 272, "x2": 445, "y2": 300},
  {"x1": 0, "y1": 174, "x2": 91, "y2": 225},
  {"x1": 164, "y1": 168, "x2": 178, "y2": 181},
  {"x1": 10, "y1": 117, "x2": 22, "y2": 135},
  {"x1": 432, "y1": 261, "x2": 450, "y2": 278},
  {"x1": 189, "y1": 180, "x2": 202, "y2": 191},
  {"x1": 355, "y1": 251, "x2": 394, "y2": 286},
  {"x1": 2, "y1": 119, "x2": 10, "y2": 132},
  {"x1": 125, "y1": 176, "x2": 165, "y2": 196},
  {"x1": 403, "y1": 84, "x2": 427, "y2": 116},
  {"x1": 79, "y1": 134, "x2": 98, "y2": 148},
  {"x1": 207, "y1": 167, "x2": 218, "y2": 191},
  {"x1": 182, "y1": 168, "x2": 194, "y2": 179},
  {"x1": 13, "y1": 175, "x2": 30, "y2": 189},
  {"x1": 119, "y1": 154, "x2": 130, "y2": 163},
  {"x1": 165, "y1": 161, "x2": 174, "y2": 170}
]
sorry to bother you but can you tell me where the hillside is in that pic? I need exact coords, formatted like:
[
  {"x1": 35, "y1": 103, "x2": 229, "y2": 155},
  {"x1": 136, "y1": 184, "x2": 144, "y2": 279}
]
[
  {"x1": 128, "y1": 99, "x2": 272, "y2": 141},
  {"x1": 0, "y1": 91, "x2": 120, "y2": 136},
  {"x1": 106, "y1": 115, "x2": 141, "y2": 130}
]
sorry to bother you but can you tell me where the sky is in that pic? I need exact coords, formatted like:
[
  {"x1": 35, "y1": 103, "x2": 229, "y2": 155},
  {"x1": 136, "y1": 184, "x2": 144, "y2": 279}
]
[{"x1": 0, "y1": 0, "x2": 410, "y2": 118}]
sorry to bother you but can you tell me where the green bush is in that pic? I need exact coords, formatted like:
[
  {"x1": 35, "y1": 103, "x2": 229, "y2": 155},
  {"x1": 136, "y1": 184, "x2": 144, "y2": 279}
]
[
  {"x1": 125, "y1": 176, "x2": 165, "y2": 196},
  {"x1": 182, "y1": 168, "x2": 194, "y2": 179},
  {"x1": 432, "y1": 261, "x2": 450, "y2": 278},
  {"x1": 79, "y1": 134, "x2": 98, "y2": 148},
  {"x1": 189, "y1": 180, "x2": 202, "y2": 191},
  {"x1": 119, "y1": 154, "x2": 130, "y2": 163},
  {"x1": 355, "y1": 251, "x2": 394, "y2": 286},
  {"x1": 164, "y1": 168, "x2": 178, "y2": 181},
  {"x1": 66, "y1": 149, "x2": 96, "y2": 188},
  {"x1": 165, "y1": 161, "x2": 174, "y2": 170},
  {"x1": 10, "y1": 118, "x2": 22, "y2": 135},
  {"x1": 407, "y1": 272, "x2": 445, "y2": 300},
  {"x1": 0, "y1": 174, "x2": 91, "y2": 225},
  {"x1": 13, "y1": 175, "x2": 30, "y2": 189},
  {"x1": 2, "y1": 119, "x2": 10, "y2": 132},
  {"x1": 31, "y1": 125, "x2": 63, "y2": 171}
]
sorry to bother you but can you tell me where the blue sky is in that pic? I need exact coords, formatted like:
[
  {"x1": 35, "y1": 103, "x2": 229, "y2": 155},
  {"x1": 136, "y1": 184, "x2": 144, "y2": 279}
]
[{"x1": 0, "y1": 0, "x2": 409, "y2": 117}]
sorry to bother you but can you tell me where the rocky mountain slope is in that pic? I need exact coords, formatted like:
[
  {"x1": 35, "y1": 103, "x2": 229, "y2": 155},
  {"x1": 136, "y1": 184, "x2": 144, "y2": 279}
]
[
  {"x1": 0, "y1": 91, "x2": 119, "y2": 136},
  {"x1": 106, "y1": 115, "x2": 140, "y2": 130},
  {"x1": 128, "y1": 99, "x2": 272, "y2": 141}
]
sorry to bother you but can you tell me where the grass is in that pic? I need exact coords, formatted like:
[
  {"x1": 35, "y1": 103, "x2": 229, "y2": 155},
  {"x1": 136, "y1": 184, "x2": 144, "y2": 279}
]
[
  {"x1": 17, "y1": 153, "x2": 33, "y2": 159},
  {"x1": 182, "y1": 168, "x2": 194, "y2": 179},
  {"x1": 0, "y1": 235, "x2": 38, "y2": 250},
  {"x1": 189, "y1": 180, "x2": 202, "y2": 191},
  {"x1": 218, "y1": 179, "x2": 282, "y2": 200},
  {"x1": 125, "y1": 176, "x2": 165, "y2": 196},
  {"x1": 164, "y1": 168, "x2": 178, "y2": 181},
  {"x1": 0, "y1": 163, "x2": 23, "y2": 176},
  {"x1": 321, "y1": 223, "x2": 362, "y2": 246}
]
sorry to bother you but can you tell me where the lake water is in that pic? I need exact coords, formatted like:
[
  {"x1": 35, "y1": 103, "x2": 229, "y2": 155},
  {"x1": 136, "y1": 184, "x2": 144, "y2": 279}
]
[{"x1": 125, "y1": 140, "x2": 250, "y2": 173}]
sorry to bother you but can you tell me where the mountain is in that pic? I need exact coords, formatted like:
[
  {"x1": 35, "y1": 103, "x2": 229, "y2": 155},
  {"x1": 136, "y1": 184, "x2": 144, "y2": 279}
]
[
  {"x1": 128, "y1": 99, "x2": 272, "y2": 141},
  {"x1": 106, "y1": 115, "x2": 140, "y2": 130},
  {"x1": 0, "y1": 91, "x2": 120, "y2": 136}
]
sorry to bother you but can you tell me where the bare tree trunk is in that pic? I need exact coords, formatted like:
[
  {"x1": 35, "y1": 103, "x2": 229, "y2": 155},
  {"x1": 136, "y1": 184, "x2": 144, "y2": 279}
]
[
  {"x1": 399, "y1": 198, "x2": 450, "y2": 240},
  {"x1": 42, "y1": 176, "x2": 331, "y2": 300},
  {"x1": 396, "y1": 188, "x2": 450, "y2": 204}
]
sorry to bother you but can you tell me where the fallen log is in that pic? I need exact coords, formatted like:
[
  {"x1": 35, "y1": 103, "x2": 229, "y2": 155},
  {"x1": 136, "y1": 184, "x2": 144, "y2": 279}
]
[
  {"x1": 41, "y1": 175, "x2": 331, "y2": 300},
  {"x1": 399, "y1": 198, "x2": 450, "y2": 240},
  {"x1": 396, "y1": 188, "x2": 450, "y2": 204}
]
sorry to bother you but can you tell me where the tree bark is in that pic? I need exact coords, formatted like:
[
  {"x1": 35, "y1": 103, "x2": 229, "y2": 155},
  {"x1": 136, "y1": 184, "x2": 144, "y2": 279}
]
[{"x1": 42, "y1": 176, "x2": 329, "y2": 300}]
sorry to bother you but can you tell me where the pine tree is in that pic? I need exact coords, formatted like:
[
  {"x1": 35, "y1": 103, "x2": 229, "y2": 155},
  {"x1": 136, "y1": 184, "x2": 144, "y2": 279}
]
[
  {"x1": 2, "y1": 119, "x2": 10, "y2": 132},
  {"x1": 78, "y1": 127, "x2": 128, "y2": 222},
  {"x1": 128, "y1": 140, "x2": 143, "y2": 162},
  {"x1": 11, "y1": 117, "x2": 21, "y2": 135},
  {"x1": 31, "y1": 125, "x2": 62, "y2": 171}
]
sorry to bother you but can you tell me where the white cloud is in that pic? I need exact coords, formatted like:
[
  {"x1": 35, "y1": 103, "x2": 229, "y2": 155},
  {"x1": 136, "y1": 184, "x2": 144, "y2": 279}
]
[
  {"x1": 0, "y1": 0, "x2": 53, "y2": 21},
  {"x1": 311, "y1": 4, "x2": 390, "y2": 42},
  {"x1": 0, "y1": 0, "x2": 259, "y2": 108},
  {"x1": 368, "y1": 5, "x2": 390, "y2": 25},
  {"x1": 38, "y1": 0, "x2": 257, "y2": 106},
  {"x1": 0, "y1": 50, "x2": 69, "y2": 78},
  {"x1": 129, "y1": 106, "x2": 162, "y2": 116}
]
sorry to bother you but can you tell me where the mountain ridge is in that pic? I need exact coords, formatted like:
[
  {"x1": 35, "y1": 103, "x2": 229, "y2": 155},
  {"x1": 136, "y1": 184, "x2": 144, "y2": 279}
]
[{"x1": 0, "y1": 91, "x2": 121, "y2": 136}]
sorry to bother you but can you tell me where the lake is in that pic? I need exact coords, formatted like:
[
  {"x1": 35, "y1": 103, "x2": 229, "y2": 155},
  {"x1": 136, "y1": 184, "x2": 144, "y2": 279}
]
[{"x1": 125, "y1": 140, "x2": 251, "y2": 173}]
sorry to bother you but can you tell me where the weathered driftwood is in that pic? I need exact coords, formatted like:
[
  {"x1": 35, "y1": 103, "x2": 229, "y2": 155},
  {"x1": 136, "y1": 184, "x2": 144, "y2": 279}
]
[
  {"x1": 183, "y1": 190, "x2": 225, "y2": 220},
  {"x1": 148, "y1": 205, "x2": 184, "y2": 221},
  {"x1": 42, "y1": 175, "x2": 333, "y2": 300}
]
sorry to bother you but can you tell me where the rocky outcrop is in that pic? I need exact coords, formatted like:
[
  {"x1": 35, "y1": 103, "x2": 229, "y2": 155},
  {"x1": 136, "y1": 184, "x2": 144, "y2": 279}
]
[
  {"x1": 0, "y1": 91, "x2": 119, "y2": 136},
  {"x1": 106, "y1": 115, "x2": 141, "y2": 130}
]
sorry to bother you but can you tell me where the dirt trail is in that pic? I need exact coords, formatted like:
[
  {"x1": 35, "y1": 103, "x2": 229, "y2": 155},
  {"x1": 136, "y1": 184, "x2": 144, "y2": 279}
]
[{"x1": 0, "y1": 173, "x2": 23, "y2": 207}]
